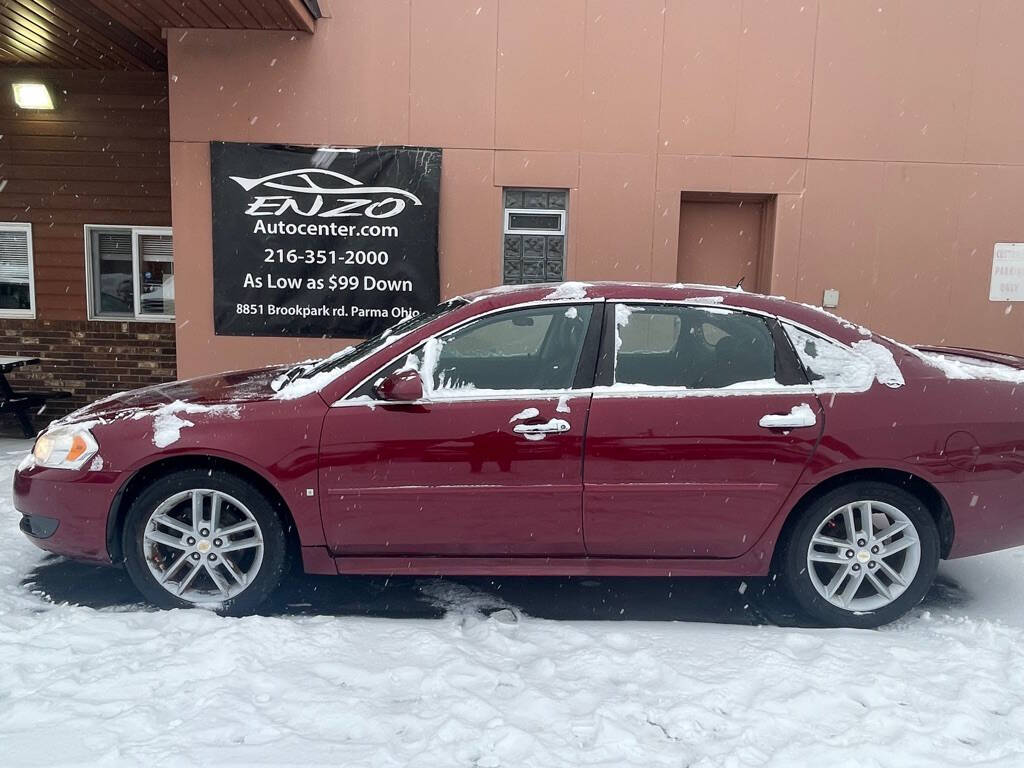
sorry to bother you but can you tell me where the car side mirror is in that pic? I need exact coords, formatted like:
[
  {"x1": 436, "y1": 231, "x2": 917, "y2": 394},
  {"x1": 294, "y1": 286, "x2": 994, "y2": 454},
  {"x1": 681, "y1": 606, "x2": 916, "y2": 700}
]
[{"x1": 373, "y1": 369, "x2": 424, "y2": 402}]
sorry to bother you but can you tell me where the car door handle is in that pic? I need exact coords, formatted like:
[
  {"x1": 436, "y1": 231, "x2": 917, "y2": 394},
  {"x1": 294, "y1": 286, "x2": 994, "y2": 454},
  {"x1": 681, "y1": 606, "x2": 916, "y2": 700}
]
[
  {"x1": 513, "y1": 418, "x2": 570, "y2": 435},
  {"x1": 758, "y1": 404, "x2": 817, "y2": 429}
]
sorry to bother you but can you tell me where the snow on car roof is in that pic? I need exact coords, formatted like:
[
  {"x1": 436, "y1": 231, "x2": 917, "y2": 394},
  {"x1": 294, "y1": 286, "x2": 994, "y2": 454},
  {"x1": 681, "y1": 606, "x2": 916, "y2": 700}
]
[
  {"x1": 461, "y1": 282, "x2": 870, "y2": 339},
  {"x1": 462, "y1": 281, "x2": 743, "y2": 302}
]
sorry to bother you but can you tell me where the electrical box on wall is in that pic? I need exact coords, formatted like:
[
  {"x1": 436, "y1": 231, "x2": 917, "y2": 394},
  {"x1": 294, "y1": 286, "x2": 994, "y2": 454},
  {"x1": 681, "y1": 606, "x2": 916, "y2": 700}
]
[{"x1": 822, "y1": 289, "x2": 840, "y2": 308}]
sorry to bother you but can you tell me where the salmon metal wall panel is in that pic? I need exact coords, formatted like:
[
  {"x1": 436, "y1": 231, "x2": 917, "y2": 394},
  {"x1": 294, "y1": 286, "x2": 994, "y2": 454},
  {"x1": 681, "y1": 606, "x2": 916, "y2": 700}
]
[
  {"x1": 495, "y1": 0, "x2": 586, "y2": 151},
  {"x1": 732, "y1": 0, "x2": 816, "y2": 158},
  {"x1": 581, "y1": 0, "x2": 664, "y2": 154},
  {"x1": 659, "y1": 0, "x2": 740, "y2": 156},
  {"x1": 325, "y1": 0, "x2": 411, "y2": 146},
  {"x1": 410, "y1": 0, "x2": 497, "y2": 148}
]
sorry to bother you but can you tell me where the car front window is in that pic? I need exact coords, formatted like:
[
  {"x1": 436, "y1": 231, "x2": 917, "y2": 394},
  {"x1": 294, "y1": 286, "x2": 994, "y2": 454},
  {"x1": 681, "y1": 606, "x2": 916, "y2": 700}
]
[
  {"x1": 430, "y1": 305, "x2": 592, "y2": 392},
  {"x1": 357, "y1": 303, "x2": 594, "y2": 397},
  {"x1": 298, "y1": 297, "x2": 468, "y2": 381}
]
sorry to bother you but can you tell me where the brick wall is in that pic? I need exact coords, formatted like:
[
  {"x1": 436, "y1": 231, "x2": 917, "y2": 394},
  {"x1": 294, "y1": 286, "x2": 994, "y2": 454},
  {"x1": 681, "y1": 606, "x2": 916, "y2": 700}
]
[{"x1": 0, "y1": 319, "x2": 176, "y2": 425}]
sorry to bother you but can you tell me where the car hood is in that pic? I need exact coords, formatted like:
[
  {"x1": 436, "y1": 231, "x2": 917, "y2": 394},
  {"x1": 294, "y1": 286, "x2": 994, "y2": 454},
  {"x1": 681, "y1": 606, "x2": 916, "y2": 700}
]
[{"x1": 64, "y1": 365, "x2": 291, "y2": 422}]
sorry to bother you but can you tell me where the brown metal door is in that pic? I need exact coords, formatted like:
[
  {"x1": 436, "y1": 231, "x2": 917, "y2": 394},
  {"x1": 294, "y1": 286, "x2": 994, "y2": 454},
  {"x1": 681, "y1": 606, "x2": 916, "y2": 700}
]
[{"x1": 677, "y1": 196, "x2": 770, "y2": 291}]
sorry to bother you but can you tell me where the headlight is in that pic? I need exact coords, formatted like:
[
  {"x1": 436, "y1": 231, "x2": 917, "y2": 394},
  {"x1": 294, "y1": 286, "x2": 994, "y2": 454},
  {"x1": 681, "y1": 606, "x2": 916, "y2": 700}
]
[{"x1": 32, "y1": 427, "x2": 99, "y2": 470}]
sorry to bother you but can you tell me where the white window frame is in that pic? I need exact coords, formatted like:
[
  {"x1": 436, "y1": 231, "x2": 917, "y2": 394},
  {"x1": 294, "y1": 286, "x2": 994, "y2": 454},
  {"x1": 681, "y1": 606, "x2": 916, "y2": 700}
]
[
  {"x1": 0, "y1": 222, "x2": 36, "y2": 319},
  {"x1": 503, "y1": 208, "x2": 567, "y2": 236},
  {"x1": 84, "y1": 224, "x2": 174, "y2": 322}
]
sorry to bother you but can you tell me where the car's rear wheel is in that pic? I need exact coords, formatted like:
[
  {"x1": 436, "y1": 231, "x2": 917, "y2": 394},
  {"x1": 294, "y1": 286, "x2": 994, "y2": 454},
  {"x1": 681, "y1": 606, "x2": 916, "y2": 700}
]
[
  {"x1": 122, "y1": 469, "x2": 288, "y2": 614},
  {"x1": 779, "y1": 481, "x2": 940, "y2": 628}
]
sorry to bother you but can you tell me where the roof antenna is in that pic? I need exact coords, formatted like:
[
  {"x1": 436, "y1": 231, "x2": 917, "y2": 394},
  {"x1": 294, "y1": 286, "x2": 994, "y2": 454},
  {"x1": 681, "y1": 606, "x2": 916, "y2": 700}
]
[{"x1": 735, "y1": 276, "x2": 745, "y2": 290}]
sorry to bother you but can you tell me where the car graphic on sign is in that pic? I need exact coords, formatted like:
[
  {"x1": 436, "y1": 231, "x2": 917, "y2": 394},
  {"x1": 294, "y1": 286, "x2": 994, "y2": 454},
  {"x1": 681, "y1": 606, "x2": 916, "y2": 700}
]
[{"x1": 228, "y1": 168, "x2": 423, "y2": 219}]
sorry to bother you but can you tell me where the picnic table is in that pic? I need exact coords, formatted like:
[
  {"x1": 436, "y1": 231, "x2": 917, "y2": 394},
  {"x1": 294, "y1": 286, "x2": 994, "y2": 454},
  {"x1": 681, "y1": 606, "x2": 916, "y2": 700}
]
[{"x1": 0, "y1": 356, "x2": 71, "y2": 438}]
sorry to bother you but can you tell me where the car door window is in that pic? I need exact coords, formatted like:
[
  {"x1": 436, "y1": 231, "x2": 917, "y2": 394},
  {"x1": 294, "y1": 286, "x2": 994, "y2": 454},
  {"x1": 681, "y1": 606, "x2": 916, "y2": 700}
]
[
  {"x1": 431, "y1": 304, "x2": 593, "y2": 392},
  {"x1": 441, "y1": 310, "x2": 553, "y2": 359},
  {"x1": 358, "y1": 304, "x2": 594, "y2": 397},
  {"x1": 615, "y1": 304, "x2": 776, "y2": 388}
]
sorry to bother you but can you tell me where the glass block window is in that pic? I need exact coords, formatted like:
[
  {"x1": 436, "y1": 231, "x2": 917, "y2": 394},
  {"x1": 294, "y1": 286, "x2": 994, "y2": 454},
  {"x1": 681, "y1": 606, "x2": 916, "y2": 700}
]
[{"x1": 503, "y1": 188, "x2": 568, "y2": 284}]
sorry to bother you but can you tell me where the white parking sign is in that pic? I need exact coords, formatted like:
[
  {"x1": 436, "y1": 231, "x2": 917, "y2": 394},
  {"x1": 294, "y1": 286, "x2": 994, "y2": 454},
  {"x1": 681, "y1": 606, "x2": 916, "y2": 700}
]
[{"x1": 990, "y1": 243, "x2": 1024, "y2": 301}]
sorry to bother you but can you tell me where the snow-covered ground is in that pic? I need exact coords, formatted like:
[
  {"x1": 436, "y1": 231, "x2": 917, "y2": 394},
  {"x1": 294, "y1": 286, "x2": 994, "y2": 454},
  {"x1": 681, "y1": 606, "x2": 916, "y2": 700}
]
[{"x1": 3, "y1": 443, "x2": 1024, "y2": 767}]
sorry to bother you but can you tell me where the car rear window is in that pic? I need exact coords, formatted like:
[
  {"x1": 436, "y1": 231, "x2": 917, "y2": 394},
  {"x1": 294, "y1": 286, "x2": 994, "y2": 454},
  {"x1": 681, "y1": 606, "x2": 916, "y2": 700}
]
[
  {"x1": 614, "y1": 305, "x2": 776, "y2": 388},
  {"x1": 782, "y1": 323, "x2": 874, "y2": 389}
]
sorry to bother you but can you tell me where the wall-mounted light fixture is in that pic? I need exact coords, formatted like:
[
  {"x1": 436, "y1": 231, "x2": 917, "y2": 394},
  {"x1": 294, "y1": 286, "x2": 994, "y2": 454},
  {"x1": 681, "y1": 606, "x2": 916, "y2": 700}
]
[{"x1": 12, "y1": 82, "x2": 55, "y2": 110}]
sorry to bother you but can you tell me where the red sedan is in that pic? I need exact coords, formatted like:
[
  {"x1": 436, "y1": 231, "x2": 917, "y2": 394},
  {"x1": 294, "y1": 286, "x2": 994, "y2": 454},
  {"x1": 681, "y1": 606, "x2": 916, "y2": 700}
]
[{"x1": 13, "y1": 283, "x2": 1024, "y2": 627}]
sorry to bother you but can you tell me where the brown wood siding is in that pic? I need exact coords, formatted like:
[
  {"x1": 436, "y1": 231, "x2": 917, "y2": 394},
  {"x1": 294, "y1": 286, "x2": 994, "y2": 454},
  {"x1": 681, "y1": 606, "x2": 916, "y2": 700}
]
[
  {"x1": 0, "y1": 68, "x2": 171, "y2": 322},
  {"x1": 0, "y1": 1, "x2": 316, "y2": 68},
  {"x1": 0, "y1": 0, "x2": 166, "y2": 69}
]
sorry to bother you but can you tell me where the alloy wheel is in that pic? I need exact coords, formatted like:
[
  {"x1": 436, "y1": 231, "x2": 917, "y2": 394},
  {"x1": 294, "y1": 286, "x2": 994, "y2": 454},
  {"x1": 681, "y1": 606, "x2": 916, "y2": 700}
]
[
  {"x1": 806, "y1": 499, "x2": 922, "y2": 612},
  {"x1": 142, "y1": 488, "x2": 265, "y2": 604}
]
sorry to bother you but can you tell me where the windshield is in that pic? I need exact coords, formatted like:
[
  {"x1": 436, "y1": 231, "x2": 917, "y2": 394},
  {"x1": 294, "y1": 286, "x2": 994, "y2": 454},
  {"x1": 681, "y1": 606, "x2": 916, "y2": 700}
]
[{"x1": 298, "y1": 297, "x2": 469, "y2": 379}]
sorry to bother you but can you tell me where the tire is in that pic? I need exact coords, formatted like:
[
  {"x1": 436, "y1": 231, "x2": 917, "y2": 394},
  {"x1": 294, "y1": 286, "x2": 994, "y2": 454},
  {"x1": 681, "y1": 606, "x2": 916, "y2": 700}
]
[
  {"x1": 122, "y1": 468, "x2": 289, "y2": 615},
  {"x1": 778, "y1": 481, "x2": 940, "y2": 629}
]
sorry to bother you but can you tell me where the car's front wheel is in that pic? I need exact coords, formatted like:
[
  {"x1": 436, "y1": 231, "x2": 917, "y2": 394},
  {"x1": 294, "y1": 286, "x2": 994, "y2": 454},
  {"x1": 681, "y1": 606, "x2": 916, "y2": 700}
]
[
  {"x1": 122, "y1": 469, "x2": 288, "y2": 614},
  {"x1": 779, "y1": 481, "x2": 940, "y2": 628}
]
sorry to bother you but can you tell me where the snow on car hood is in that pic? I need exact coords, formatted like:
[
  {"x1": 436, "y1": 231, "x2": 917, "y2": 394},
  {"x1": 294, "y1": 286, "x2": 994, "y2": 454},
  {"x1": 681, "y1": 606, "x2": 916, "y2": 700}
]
[{"x1": 58, "y1": 366, "x2": 290, "y2": 424}]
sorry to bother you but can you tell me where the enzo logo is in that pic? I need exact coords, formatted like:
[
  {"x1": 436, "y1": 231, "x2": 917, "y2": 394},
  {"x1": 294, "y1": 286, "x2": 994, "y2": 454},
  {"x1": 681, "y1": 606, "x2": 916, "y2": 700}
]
[{"x1": 229, "y1": 168, "x2": 423, "y2": 219}]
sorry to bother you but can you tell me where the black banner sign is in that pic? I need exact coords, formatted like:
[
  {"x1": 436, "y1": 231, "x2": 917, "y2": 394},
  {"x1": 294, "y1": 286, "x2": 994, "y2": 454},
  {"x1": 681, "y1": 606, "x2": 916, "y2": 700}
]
[{"x1": 210, "y1": 142, "x2": 441, "y2": 337}]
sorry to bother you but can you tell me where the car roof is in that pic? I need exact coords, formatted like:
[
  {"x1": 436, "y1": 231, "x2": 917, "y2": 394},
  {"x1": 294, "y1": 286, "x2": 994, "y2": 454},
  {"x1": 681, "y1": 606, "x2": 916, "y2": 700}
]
[{"x1": 460, "y1": 281, "x2": 872, "y2": 342}]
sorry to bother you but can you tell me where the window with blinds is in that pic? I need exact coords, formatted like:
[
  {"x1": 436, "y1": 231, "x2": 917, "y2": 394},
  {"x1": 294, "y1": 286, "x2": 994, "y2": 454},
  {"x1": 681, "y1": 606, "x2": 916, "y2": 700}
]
[
  {"x1": 85, "y1": 226, "x2": 173, "y2": 320},
  {"x1": 137, "y1": 232, "x2": 174, "y2": 317},
  {"x1": 89, "y1": 229, "x2": 133, "y2": 317},
  {"x1": 0, "y1": 223, "x2": 35, "y2": 317}
]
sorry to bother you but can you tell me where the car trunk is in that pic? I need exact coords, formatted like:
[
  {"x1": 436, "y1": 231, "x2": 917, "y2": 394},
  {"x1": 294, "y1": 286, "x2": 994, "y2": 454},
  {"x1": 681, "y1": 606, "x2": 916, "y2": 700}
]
[{"x1": 913, "y1": 345, "x2": 1024, "y2": 370}]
